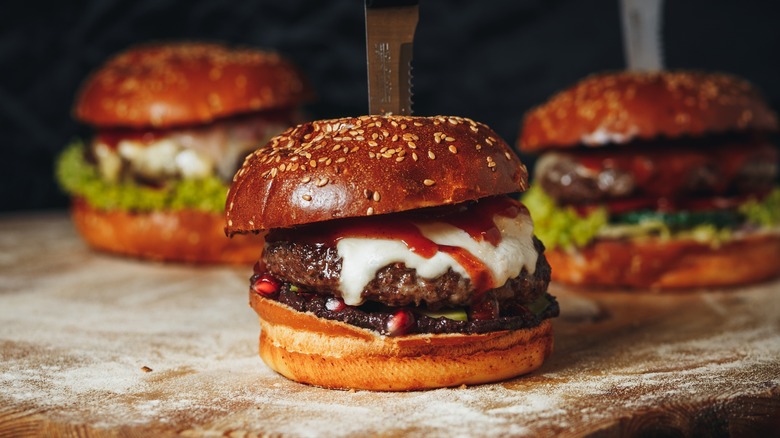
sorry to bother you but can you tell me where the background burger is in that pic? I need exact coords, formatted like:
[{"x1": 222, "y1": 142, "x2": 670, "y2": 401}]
[
  {"x1": 519, "y1": 70, "x2": 780, "y2": 288},
  {"x1": 55, "y1": 41, "x2": 310, "y2": 263},
  {"x1": 225, "y1": 115, "x2": 559, "y2": 391}
]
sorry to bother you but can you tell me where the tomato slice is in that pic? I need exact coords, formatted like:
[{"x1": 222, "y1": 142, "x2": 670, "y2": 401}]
[{"x1": 573, "y1": 191, "x2": 770, "y2": 217}]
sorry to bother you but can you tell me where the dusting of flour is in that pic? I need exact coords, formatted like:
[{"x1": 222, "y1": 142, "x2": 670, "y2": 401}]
[{"x1": 1, "y1": 213, "x2": 779, "y2": 437}]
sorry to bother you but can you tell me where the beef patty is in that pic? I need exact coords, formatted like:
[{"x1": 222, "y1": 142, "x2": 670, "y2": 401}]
[
  {"x1": 536, "y1": 137, "x2": 777, "y2": 204},
  {"x1": 261, "y1": 236, "x2": 551, "y2": 310}
]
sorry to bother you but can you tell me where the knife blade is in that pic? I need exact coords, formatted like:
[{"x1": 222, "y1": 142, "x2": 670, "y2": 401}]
[
  {"x1": 364, "y1": 0, "x2": 419, "y2": 115},
  {"x1": 620, "y1": 0, "x2": 665, "y2": 71}
]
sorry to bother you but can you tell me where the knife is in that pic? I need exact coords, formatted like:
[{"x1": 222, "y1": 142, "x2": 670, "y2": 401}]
[
  {"x1": 364, "y1": 0, "x2": 419, "y2": 115},
  {"x1": 619, "y1": 0, "x2": 665, "y2": 71}
]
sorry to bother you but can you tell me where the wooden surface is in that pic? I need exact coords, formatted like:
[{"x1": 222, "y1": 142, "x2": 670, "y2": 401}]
[{"x1": 1, "y1": 212, "x2": 779, "y2": 437}]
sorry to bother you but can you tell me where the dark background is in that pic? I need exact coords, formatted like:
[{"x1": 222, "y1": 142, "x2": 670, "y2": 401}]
[{"x1": 1, "y1": 0, "x2": 779, "y2": 212}]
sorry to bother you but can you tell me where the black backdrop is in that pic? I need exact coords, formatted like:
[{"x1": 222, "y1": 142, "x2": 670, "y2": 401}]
[{"x1": 2, "y1": 0, "x2": 779, "y2": 212}]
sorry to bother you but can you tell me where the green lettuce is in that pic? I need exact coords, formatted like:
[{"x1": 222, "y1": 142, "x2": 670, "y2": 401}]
[
  {"x1": 522, "y1": 184, "x2": 778, "y2": 250},
  {"x1": 521, "y1": 185, "x2": 608, "y2": 250},
  {"x1": 55, "y1": 140, "x2": 229, "y2": 213},
  {"x1": 739, "y1": 187, "x2": 780, "y2": 227}
]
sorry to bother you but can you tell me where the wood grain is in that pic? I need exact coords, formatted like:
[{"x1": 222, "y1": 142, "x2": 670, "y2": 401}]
[{"x1": 1, "y1": 213, "x2": 779, "y2": 437}]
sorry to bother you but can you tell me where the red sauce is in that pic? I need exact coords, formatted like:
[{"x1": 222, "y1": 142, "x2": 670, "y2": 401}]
[{"x1": 267, "y1": 196, "x2": 524, "y2": 294}]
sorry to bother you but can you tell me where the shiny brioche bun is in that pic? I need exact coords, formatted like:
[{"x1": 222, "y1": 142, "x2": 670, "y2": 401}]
[
  {"x1": 75, "y1": 41, "x2": 310, "y2": 128},
  {"x1": 72, "y1": 198, "x2": 263, "y2": 264},
  {"x1": 546, "y1": 232, "x2": 780, "y2": 289},
  {"x1": 519, "y1": 70, "x2": 778, "y2": 151},
  {"x1": 226, "y1": 115, "x2": 528, "y2": 234},
  {"x1": 251, "y1": 293, "x2": 554, "y2": 391}
]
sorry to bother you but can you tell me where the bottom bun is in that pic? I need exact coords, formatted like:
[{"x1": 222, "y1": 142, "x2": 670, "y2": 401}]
[
  {"x1": 250, "y1": 294, "x2": 554, "y2": 391},
  {"x1": 547, "y1": 232, "x2": 780, "y2": 289},
  {"x1": 71, "y1": 198, "x2": 263, "y2": 264}
]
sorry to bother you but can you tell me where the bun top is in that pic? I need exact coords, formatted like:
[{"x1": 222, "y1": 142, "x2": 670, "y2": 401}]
[
  {"x1": 519, "y1": 70, "x2": 778, "y2": 151},
  {"x1": 74, "y1": 42, "x2": 310, "y2": 128},
  {"x1": 225, "y1": 115, "x2": 528, "y2": 234}
]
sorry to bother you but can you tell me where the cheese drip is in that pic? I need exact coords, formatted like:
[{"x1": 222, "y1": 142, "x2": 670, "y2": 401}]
[{"x1": 336, "y1": 211, "x2": 538, "y2": 306}]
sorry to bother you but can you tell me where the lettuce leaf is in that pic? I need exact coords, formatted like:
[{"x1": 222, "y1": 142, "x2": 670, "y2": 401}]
[
  {"x1": 521, "y1": 185, "x2": 608, "y2": 250},
  {"x1": 55, "y1": 140, "x2": 229, "y2": 213},
  {"x1": 522, "y1": 184, "x2": 778, "y2": 250},
  {"x1": 739, "y1": 187, "x2": 780, "y2": 227}
]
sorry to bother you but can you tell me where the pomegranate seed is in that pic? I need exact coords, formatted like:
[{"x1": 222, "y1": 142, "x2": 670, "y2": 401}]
[
  {"x1": 251, "y1": 274, "x2": 281, "y2": 297},
  {"x1": 386, "y1": 309, "x2": 415, "y2": 336},
  {"x1": 468, "y1": 296, "x2": 499, "y2": 321},
  {"x1": 325, "y1": 297, "x2": 346, "y2": 312}
]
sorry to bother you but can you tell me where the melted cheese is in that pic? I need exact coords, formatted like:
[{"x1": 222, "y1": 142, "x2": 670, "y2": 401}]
[{"x1": 336, "y1": 211, "x2": 538, "y2": 306}]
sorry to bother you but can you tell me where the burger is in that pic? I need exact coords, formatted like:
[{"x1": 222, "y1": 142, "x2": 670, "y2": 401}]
[
  {"x1": 225, "y1": 115, "x2": 559, "y2": 391},
  {"x1": 518, "y1": 71, "x2": 780, "y2": 288},
  {"x1": 55, "y1": 42, "x2": 310, "y2": 263}
]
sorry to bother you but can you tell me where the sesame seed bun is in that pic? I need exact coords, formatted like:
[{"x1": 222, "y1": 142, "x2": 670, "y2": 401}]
[
  {"x1": 225, "y1": 115, "x2": 528, "y2": 234},
  {"x1": 251, "y1": 293, "x2": 554, "y2": 391},
  {"x1": 519, "y1": 70, "x2": 778, "y2": 151},
  {"x1": 71, "y1": 198, "x2": 263, "y2": 264},
  {"x1": 74, "y1": 42, "x2": 310, "y2": 129}
]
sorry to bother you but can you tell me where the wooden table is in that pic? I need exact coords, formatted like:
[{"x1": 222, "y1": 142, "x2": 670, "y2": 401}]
[{"x1": 1, "y1": 212, "x2": 779, "y2": 437}]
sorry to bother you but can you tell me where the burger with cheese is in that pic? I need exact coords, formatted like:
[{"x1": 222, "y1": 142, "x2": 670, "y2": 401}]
[
  {"x1": 56, "y1": 42, "x2": 309, "y2": 263},
  {"x1": 225, "y1": 115, "x2": 558, "y2": 390},
  {"x1": 519, "y1": 71, "x2": 780, "y2": 288}
]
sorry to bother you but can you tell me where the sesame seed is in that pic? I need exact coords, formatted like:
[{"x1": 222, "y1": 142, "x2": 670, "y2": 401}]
[
  {"x1": 367, "y1": 207, "x2": 375, "y2": 215},
  {"x1": 400, "y1": 124, "x2": 407, "y2": 130},
  {"x1": 368, "y1": 140, "x2": 378, "y2": 147},
  {"x1": 373, "y1": 192, "x2": 381, "y2": 202},
  {"x1": 309, "y1": 160, "x2": 317, "y2": 167},
  {"x1": 364, "y1": 189, "x2": 371, "y2": 199},
  {"x1": 504, "y1": 152, "x2": 512, "y2": 160},
  {"x1": 302, "y1": 194, "x2": 312, "y2": 201},
  {"x1": 423, "y1": 179, "x2": 435, "y2": 186},
  {"x1": 336, "y1": 157, "x2": 346, "y2": 163},
  {"x1": 445, "y1": 136, "x2": 455, "y2": 142},
  {"x1": 428, "y1": 151, "x2": 436, "y2": 160},
  {"x1": 407, "y1": 142, "x2": 416, "y2": 149},
  {"x1": 448, "y1": 145, "x2": 458, "y2": 154},
  {"x1": 332, "y1": 144, "x2": 341, "y2": 151},
  {"x1": 412, "y1": 152, "x2": 418, "y2": 161},
  {"x1": 392, "y1": 135, "x2": 399, "y2": 141},
  {"x1": 396, "y1": 156, "x2": 405, "y2": 162},
  {"x1": 316, "y1": 177, "x2": 329, "y2": 187},
  {"x1": 476, "y1": 144, "x2": 482, "y2": 150},
  {"x1": 228, "y1": 219, "x2": 233, "y2": 226}
]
